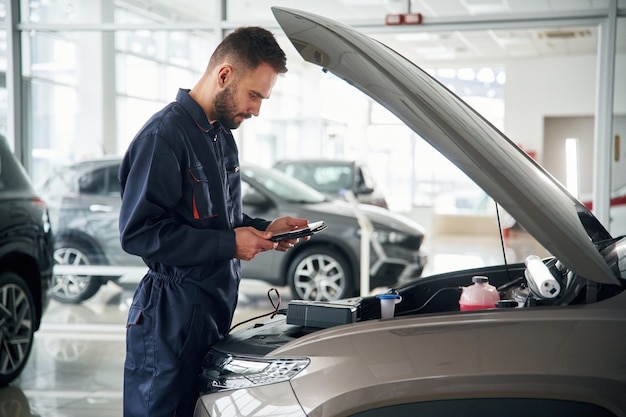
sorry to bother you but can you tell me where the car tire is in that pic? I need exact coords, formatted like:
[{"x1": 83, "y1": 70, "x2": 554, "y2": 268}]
[
  {"x1": 0, "y1": 271, "x2": 36, "y2": 387},
  {"x1": 287, "y1": 247, "x2": 354, "y2": 301},
  {"x1": 52, "y1": 239, "x2": 103, "y2": 304}
]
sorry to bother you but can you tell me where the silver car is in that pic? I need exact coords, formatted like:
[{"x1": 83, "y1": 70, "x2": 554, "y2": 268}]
[
  {"x1": 193, "y1": 7, "x2": 626, "y2": 417},
  {"x1": 273, "y1": 158, "x2": 389, "y2": 208}
]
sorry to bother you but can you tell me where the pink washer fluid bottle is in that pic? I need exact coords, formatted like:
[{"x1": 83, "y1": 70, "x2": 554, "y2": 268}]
[{"x1": 459, "y1": 276, "x2": 500, "y2": 311}]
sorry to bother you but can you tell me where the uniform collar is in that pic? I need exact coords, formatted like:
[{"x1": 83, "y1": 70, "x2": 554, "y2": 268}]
[{"x1": 176, "y1": 88, "x2": 227, "y2": 134}]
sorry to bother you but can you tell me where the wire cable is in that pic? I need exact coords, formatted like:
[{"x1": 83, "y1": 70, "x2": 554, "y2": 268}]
[
  {"x1": 397, "y1": 286, "x2": 462, "y2": 316},
  {"x1": 228, "y1": 288, "x2": 284, "y2": 333},
  {"x1": 495, "y1": 202, "x2": 513, "y2": 281}
]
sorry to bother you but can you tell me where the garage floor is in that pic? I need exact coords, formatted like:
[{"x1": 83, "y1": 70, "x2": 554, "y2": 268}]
[{"x1": 4, "y1": 231, "x2": 546, "y2": 417}]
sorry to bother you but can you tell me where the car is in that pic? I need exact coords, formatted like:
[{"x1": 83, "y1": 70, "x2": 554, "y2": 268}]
[
  {"x1": 0, "y1": 134, "x2": 54, "y2": 386},
  {"x1": 582, "y1": 184, "x2": 626, "y2": 238},
  {"x1": 192, "y1": 7, "x2": 626, "y2": 417},
  {"x1": 36, "y1": 157, "x2": 138, "y2": 304},
  {"x1": 273, "y1": 158, "x2": 389, "y2": 208},
  {"x1": 37, "y1": 159, "x2": 427, "y2": 303}
]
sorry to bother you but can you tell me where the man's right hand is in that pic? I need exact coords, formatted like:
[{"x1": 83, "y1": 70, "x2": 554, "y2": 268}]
[{"x1": 233, "y1": 227, "x2": 277, "y2": 261}]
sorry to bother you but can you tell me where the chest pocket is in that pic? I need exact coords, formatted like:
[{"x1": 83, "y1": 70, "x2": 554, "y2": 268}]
[{"x1": 189, "y1": 166, "x2": 218, "y2": 220}]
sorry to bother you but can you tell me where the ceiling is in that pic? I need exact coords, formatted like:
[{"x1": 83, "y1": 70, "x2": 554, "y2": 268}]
[{"x1": 136, "y1": 0, "x2": 625, "y2": 64}]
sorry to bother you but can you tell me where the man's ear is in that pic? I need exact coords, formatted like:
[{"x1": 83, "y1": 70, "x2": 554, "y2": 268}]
[{"x1": 217, "y1": 65, "x2": 233, "y2": 87}]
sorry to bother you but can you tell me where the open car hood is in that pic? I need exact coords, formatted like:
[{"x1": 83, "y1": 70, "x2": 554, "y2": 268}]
[{"x1": 272, "y1": 7, "x2": 619, "y2": 285}]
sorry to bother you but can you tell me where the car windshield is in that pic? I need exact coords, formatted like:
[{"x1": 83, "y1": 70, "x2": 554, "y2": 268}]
[
  {"x1": 277, "y1": 162, "x2": 353, "y2": 195},
  {"x1": 242, "y1": 165, "x2": 327, "y2": 204}
]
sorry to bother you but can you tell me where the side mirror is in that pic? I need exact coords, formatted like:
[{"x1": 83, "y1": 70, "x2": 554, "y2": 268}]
[{"x1": 356, "y1": 183, "x2": 374, "y2": 194}]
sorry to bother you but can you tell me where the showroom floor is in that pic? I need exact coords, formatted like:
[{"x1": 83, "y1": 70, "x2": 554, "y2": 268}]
[{"x1": 3, "y1": 230, "x2": 547, "y2": 417}]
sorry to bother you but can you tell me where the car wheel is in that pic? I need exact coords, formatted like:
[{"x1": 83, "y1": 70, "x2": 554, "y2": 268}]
[
  {"x1": 0, "y1": 271, "x2": 36, "y2": 387},
  {"x1": 52, "y1": 240, "x2": 103, "y2": 304},
  {"x1": 287, "y1": 247, "x2": 353, "y2": 301}
]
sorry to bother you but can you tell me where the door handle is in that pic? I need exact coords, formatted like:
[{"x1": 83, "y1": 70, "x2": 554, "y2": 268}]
[{"x1": 89, "y1": 204, "x2": 113, "y2": 213}]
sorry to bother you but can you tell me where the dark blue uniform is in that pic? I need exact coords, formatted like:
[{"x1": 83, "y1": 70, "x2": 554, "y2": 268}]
[{"x1": 119, "y1": 88, "x2": 270, "y2": 417}]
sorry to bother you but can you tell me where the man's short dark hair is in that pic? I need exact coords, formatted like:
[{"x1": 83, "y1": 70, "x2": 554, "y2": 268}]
[{"x1": 209, "y1": 26, "x2": 287, "y2": 74}]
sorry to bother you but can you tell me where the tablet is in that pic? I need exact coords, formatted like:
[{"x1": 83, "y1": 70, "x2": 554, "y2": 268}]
[{"x1": 270, "y1": 221, "x2": 327, "y2": 242}]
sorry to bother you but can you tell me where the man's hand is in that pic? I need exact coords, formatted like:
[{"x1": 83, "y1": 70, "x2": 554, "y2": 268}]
[
  {"x1": 267, "y1": 216, "x2": 310, "y2": 252},
  {"x1": 234, "y1": 227, "x2": 277, "y2": 260}
]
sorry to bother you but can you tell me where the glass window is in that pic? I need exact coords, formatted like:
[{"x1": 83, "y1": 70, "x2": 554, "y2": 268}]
[
  {"x1": 105, "y1": 165, "x2": 121, "y2": 194},
  {"x1": 78, "y1": 166, "x2": 107, "y2": 194},
  {"x1": 28, "y1": 32, "x2": 76, "y2": 83},
  {"x1": 117, "y1": 54, "x2": 160, "y2": 100},
  {"x1": 22, "y1": 0, "x2": 77, "y2": 24},
  {"x1": 362, "y1": 65, "x2": 504, "y2": 214},
  {"x1": 116, "y1": 96, "x2": 164, "y2": 155},
  {"x1": 241, "y1": 165, "x2": 325, "y2": 204},
  {"x1": 23, "y1": 10, "x2": 214, "y2": 182},
  {"x1": 30, "y1": 80, "x2": 77, "y2": 184},
  {"x1": 77, "y1": 165, "x2": 118, "y2": 195}
]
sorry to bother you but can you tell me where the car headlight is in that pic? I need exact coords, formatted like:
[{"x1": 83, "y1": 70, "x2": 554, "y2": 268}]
[
  {"x1": 357, "y1": 228, "x2": 408, "y2": 244},
  {"x1": 199, "y1": 350, "x2": 310, "y2": 393}
]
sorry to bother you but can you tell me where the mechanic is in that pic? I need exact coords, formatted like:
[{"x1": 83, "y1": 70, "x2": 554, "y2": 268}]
[{"x1": 118, "y1": 26, "x2": 308, "y2": 417}]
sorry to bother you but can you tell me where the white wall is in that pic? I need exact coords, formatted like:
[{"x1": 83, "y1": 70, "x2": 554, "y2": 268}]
[{"x1": 504, "y1": 53, "x2": 626, "y2": 164}]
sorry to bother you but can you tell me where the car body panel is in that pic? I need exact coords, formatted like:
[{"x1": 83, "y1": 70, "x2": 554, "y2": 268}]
[
  {"x1": 271, "y1": 6, "x2": 617, "y2": 286},
  {"x1": 194, "y1": 382, "x2": 306, "y2": 417},
  {"x1": 280, "y1": 302, "x2": 626, "y2": 416}
]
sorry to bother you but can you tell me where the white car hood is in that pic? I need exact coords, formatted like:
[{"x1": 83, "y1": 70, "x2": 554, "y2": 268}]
[{"x1": 272, "y1": 7, "x2": 619, "y2": 285}]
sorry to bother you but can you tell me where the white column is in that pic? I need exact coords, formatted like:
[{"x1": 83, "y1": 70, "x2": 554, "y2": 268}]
[{"x1": 74, "y1": 0, "x2": 116, "y2": 158}]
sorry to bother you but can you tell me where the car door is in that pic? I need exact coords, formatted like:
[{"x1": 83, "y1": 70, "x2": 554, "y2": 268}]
[{"x1": 75, "y1": 164, "x2": 132, "y2": 266}]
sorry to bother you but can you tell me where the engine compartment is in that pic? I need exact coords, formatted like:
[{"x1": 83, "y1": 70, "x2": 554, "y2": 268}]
[
  {"x1": 357, "y1": 235, "x2": 626, "y2": 322},
  {"x1": 213, "y1": 236, "x2": 626, "y2": 358}
]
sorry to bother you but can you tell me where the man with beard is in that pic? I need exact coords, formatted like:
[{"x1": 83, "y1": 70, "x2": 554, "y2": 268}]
[{"x1": 118, "y1": 27, "x2": 308, "y2": 417}]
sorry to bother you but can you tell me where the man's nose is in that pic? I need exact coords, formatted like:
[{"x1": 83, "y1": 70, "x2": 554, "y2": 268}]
[
  {"x1": 249, "y1": 101, "x2": 262, "y2": 117},
  {"x1": 249, "y1": 107, "x2": 260, "y2": 117}
]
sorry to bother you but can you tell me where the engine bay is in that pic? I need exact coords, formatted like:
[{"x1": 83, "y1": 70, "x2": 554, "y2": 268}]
[
  {"x1": 285, "y1": 235, "x2": 626, "y2": 327},
  {"x1": 207, "y1": 236, "x2": 626, "y2": 364}
]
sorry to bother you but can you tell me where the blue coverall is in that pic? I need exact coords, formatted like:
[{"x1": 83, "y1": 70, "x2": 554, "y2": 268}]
[{"x1": 118, "y1": 88, "x2": 270, "y2": 417}]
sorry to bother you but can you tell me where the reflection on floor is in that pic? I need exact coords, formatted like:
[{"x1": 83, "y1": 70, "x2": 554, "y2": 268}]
[{"x1": 3, "y1": 231, "x2": 547, "y2": 417}]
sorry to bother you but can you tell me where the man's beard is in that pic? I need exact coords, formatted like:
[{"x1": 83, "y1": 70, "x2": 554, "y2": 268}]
[{"x1": 214, "y1": 83, "x2": 250, "y2": 129}]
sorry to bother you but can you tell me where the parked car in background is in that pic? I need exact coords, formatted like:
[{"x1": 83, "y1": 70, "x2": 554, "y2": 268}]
[
  {"x1": 38, "y1": 159, "x2": 427, "y2": 303},
  {"x1": 193, "y1": 8, "x2": 626, "y2": 417},
  {"x1": 37, "y1": 157, "x2": 135, "y2": 304},
  {"x1": 240, "y1": 163, "x2": 426, "y2": 300},
  {"x1": 273, "y1": 158, "x2": 389, "y2": 208},
  {"x1": 582, "y1": 184, "x2": 626, "y2": 237},
  {"x1": 0, "y1": 135, "x2": 54, "y2": 386}
]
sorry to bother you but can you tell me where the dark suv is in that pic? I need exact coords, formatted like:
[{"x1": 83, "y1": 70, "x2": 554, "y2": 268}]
[{"x1": 0, "y1": 135, "x2": 54, "y2": 386}]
